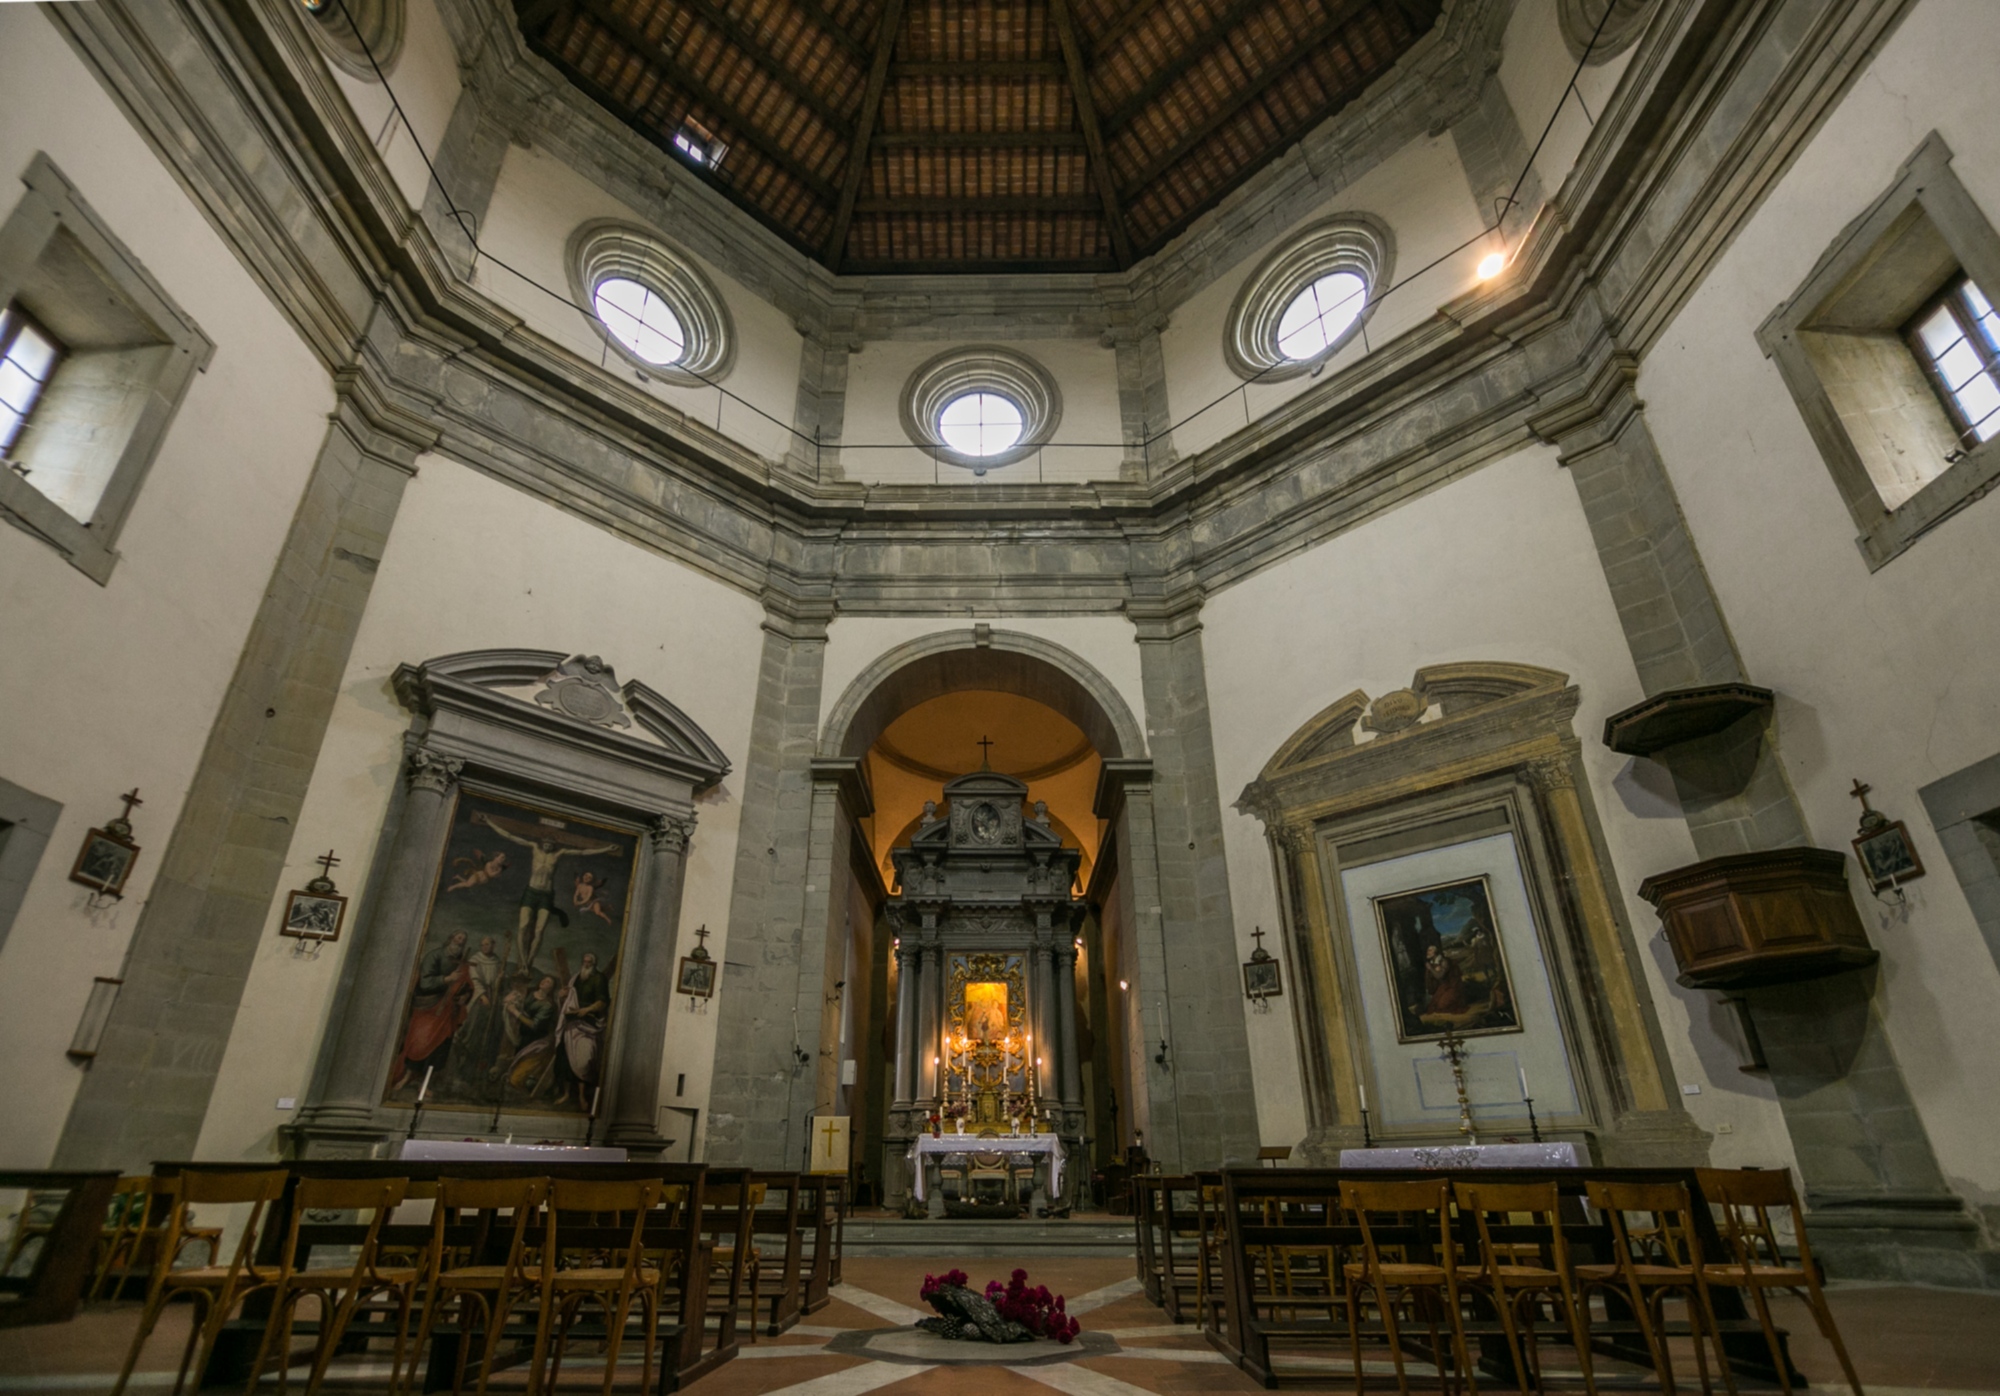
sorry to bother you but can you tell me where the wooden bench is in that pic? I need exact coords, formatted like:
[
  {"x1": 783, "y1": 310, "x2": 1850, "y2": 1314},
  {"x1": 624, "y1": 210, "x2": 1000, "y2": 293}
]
[
  {"x1": 747, "y1": 1171, "x2": 803, "y2": 1337},
  {"x1": 0, "y1": 1170, "x2": 119, "y2": 1328},
  {"x1": 795, "y1": 1174, "x2": 844, "y2": 1316},
  {"x1": 1198, "y1": 1165, "x2": 1801, "y2": 1390}
]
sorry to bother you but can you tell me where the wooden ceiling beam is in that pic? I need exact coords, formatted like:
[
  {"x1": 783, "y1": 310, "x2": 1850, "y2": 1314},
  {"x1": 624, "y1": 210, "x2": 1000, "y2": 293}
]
[
  {"x1": 1116, "y1": 0, "x2": 1379, "y2": 187},
  {"x1": 853, "y1": 194, "x2": 1102, "y2": 212},
  {"x1": 566, "y1": 0, "x2": 845, "y2": 200},
  {"x1": 1047, "y1": 0, "x2": 1133, "y2": 268},
  {"x1": 823, "y1": 0, "x2": 909, "y2": 266},
  {"x1": 1104, "y1": 0, "x2": 1376, "y2": 134},
  {"x1": 586, "y1": 0, "x2": 856, "y2": 133},
  {"x1": 787, "y1": 0, "x2": 875, "y2": 60},
  {"x1": 891, "y1": 59, "x2": 1068, "y2": 78},
  {"x1": 1088, "y1": 0, "x2": 1175, "y2": 60},
  {"x1": 875, "y1": 130, "x2": 1086, "y2": 147}
]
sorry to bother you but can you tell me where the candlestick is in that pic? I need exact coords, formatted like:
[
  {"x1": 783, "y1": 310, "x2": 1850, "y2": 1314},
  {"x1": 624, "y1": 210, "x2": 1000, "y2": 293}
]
[
  {"x1": 1518, "y1": 1064, "x2": 1530, "y2": 1101},
  {"x1": 418, "y1": 1066, "x2": 433, "y2": 1104},
  {"x1": 1357, "y1": 1078, "x2": 1367, "y2": 1112}
]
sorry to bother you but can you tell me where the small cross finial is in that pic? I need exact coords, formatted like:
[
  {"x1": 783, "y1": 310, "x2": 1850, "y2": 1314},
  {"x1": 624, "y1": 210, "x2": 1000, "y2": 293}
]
[
  {"x1": 315, "y1": 849, "x2": 342, "y2": 878},
  {"x1": 1251, "y1": 927, "x2": 1266, "y2": 953},
  {"x1": 118, "y1": 789, "x2": 144, "y2": 821},
  {"x1": 694, "y1": 924, "x2": 710, "y2": 949},
  {"x1": 1849, "y1": 777, "x2": 1874, "y2": 812},
  {"x1": 976, "y1": 735, "x2": 995, "y2": 769}
]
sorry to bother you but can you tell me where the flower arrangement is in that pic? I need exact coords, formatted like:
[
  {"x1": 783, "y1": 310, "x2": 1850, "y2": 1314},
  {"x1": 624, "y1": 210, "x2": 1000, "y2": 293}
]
[
  {"x1": 942, "y1": 1099, "x2": 970, "y2": 1120},
  {"x1": 917, "y1": 1267, "x2": 1080, "y2": 1345}
]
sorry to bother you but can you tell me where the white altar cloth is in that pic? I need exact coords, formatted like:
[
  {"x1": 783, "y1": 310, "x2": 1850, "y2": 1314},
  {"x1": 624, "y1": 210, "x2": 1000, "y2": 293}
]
[
  {"x1": 1338, "y1": 1142, "x2": 1579, "y2": 1169},
  {"x1": 398, "y1": 1140, "x2": 630, "y2": 1162},
  {"x1": 907, "y1": 1133, "x2": 1063, "y2": 1201}
]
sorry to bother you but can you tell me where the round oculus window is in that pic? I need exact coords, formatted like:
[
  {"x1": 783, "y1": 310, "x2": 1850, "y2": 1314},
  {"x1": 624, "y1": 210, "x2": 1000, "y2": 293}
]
[
  {"x1": 592, "y1": 276, "x2": 687, "y2": 367},
  {"x1": 937, "y1": 391, "x2": 1025, "y2": 458},
  {"x1": 1275, "y1": 271, "x2": 1368, "y2": 362}
]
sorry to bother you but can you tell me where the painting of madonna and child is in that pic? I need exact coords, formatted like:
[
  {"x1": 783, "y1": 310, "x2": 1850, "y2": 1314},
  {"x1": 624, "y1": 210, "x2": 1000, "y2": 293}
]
[
  {"x1": 1371, "y1": 876, "x2": 1522, "y2": 1043},
  {"x1": 381, "y1": 790, "x2": 639, "y2": 1117}
]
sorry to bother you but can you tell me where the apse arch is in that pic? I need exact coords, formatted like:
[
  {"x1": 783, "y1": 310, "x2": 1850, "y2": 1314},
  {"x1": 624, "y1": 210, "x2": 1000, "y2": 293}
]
[{"x1": 820, "y1": 628, "x2": 1146, "y2": 764}]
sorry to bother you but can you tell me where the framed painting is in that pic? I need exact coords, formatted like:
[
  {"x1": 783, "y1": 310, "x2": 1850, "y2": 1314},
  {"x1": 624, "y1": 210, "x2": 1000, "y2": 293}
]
[
  {"x1": 380, "y1": 789, "x2": 640, "y2": 1117},
  {"x1": 68, "y1": 827, "x2": 139, "y2": 897},
  {"x1": 1242, "y1": 954, "x2": 1282, "y2": 1001},
  {"x1": 1853, "y1": 819, "x2": 1924, "y2": 891},
  {"x1": 1370, "y1": 875, "x2": 1523, "y2": 1044},
  {"x1": 280, "y1": 887, "x2": 348, "y2": 942},
  {"x1": 676, "y1": 954, "x2": 717, "y2": 998}
]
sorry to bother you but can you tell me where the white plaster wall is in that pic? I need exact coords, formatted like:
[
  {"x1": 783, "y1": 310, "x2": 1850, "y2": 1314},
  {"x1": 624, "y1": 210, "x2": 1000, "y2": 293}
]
[
  {"x1": 1634, "y1": 0, "x2": 2000, "y2": 1204},
  {"x1": 837, "y1": 339, "x2": 1127, "y2": 486},
  {"x1": 817, "y1": 617, "x2": 1148, "y2": 759},
  {"x1": 0, "y1": 8, "x2": 335, "y2": 1167},
  {"x1": 1201, "y1": 444, "x2": 1797, "y2": 1166},
  {"x1": 326, "y1": 0, "x2": 462, "y2": 212},
  {"x1": 475, "y1": 144, "x2": 803, "y2": 466},
  {"x1": 1161, "y1": 133, "x2": 1492, "y2": 460},
  {"x1": 1497, "y1": 0, "x2": 1636, "y2": 200},
  {"x1": 193, "y1": 457, "x2": 767, "y2": 1164}
]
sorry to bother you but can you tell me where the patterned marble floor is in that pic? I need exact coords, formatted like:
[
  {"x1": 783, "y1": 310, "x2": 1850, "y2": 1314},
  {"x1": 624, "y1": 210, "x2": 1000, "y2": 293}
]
[{"x1": 4, "y1": 1256, "x2": 1999, "y2": 1393}]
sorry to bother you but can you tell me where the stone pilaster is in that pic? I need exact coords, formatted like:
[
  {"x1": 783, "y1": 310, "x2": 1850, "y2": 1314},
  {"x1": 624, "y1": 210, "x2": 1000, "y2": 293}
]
[
  {"x1": 1128, "y1": 594, "x2": 1261, "y2": 1170},
  {"x1": 1055, "y1": 940, "x2": 1083, "y2": 1107},
  {"x1": 55, "y1": 384, "x2": 432, "y2": 1171},
  {"x1": 419, "y1": 82, "x2": 512, "y2": 279},
  {"x1": 604, "y1": 813, "x2": 697, "y2": 1154},
  {"x1": 892, "y1": 939, "x2": 918, "y2": 1105},
  {"x1": 1111, "y1": 319, "x2": 1174, "y2": 480}
]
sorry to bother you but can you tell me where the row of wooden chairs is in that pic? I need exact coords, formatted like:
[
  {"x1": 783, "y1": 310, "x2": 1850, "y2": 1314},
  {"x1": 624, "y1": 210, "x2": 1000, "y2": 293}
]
[
  {"x1": 1138, "y1": 1166, "x2": 1861, "y2": 1395},
  {"x1": 94, "y1": 1164, "x2": 841, "y2": 1396}
]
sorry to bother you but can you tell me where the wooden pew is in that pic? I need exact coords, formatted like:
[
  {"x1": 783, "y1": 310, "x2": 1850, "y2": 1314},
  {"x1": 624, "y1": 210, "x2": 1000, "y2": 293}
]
[
  {"x1": 1153, "y1": 1175, "x2": 1205, "y2": 1324},
  {"x1": 1132, "y1": 1173, "x2": 1163, "y2": 1304},
  {"x1": 1205, "y1": 1165, "x2": 1800, "y2": 1391},
  {"x1": 748, "y1": 1171, "x2": 803, "y2": 1337},
  {"x1": 0, "y1": 1171, "x2": 119, "y2": 1328},
  {"x1": 699, "y1": 1168, "x2": 757, "y2": 1357},
  {"x1": 156, "y1": 1158, "x2": 727, "y2": 1393},
  {"x1": 796, "y1": 1173, "x2": 841, "y2": 1316}
]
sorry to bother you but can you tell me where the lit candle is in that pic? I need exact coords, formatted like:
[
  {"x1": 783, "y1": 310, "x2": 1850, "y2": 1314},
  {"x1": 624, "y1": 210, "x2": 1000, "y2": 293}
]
[
  {"x1": 417, "y1": 1066, "x2": 433, "y2": 1104},
  {"x1": 1518, "y1": 1065, "x2": 1531, "y2": 1102},
  {"x1": 590, "y1": 1086, "x2": 601, "y2": 1119},
  {"x1": 1357, "y1": 1079, "x2": 1367, "y2": 1112}
]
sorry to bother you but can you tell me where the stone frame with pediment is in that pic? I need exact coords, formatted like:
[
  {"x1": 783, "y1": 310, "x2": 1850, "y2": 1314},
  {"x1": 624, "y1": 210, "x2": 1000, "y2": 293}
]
[
  {"x1": 1236, "y1": 662, "x2": 1705, "y2": 1167},
  {"x1": 289, "y1": 648, "x2": 729, "y2": 1158}
]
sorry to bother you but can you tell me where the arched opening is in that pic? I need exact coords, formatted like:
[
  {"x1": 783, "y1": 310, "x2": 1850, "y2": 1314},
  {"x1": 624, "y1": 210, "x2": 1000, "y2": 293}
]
[{"x1": 818, "y1": 632, "x2": 1147, "y2": 1213}]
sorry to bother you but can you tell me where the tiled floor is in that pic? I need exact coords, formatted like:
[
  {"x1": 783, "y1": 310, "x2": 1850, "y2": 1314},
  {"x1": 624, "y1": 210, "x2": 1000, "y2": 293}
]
[{"x1": 4, "y1": 1256, "x2": 1998, "y2": 1393}]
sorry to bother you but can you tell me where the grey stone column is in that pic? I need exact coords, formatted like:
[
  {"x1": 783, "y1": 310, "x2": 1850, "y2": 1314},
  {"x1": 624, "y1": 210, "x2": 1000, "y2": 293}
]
[
  {"x1": 604, "y1": 813, "x2": 696, "y2": 1153},
  {"x1": 1056, "y1": 941, "x2": 1083, "y2": 1108},
  {"x1": 1097, "y1": 762, "x2": 1176, "y2": 1163},
  {"x1": 915, "y1": 944, "x2": 941, "y2": 1101},
  {"x1": 1028, "y1": 937, "x2": 1052, "y2": 1102},
  {"x1": 298, "y1": 745, "x2": 462, "y2": 1142},
  {"x1": 1536, "y1": 369, "x2": 1976, "y2": 1283},
  {"x1": 1129, "y1": 593, "x2": 1262, "y2": 1169},
  {"x1": 892, "y1": 942, "x2": 917, "y2": 1105},
  {"x1": 707, "y1": 595, "x2": 833, "y2": 1165},
  {"x1": 55, "y1": 385, "x2": 433, "y2": 1170}
]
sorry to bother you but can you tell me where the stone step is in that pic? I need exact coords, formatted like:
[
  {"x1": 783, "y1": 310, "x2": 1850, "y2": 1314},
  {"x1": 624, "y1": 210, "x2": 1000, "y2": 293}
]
[{"x1": 840, "y1": 1217, "x2": 1138, "y2": 1257}]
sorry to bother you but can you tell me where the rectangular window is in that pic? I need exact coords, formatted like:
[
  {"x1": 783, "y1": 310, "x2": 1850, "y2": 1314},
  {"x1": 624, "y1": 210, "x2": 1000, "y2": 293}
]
[
  {"x1": 0, "y1": 303, "x2": 64, "y2": 458},
  {"x1": 1907, "y1": 275, "x2": 2000, "y2": 449}
]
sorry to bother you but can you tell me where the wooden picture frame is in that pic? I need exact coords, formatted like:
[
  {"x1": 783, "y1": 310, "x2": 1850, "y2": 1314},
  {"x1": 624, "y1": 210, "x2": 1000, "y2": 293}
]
[
  {"x1": 676, "y1": 954, "x2": 717, "y2": 999},
  {"x1": 68, "y1": 827, "x2": 139, "y2": 897},
  {"x1": 1242, "y1": 953, "x2": 1282, "y2": 1000},
  {"x1": 281, "y1": 887, "x2": 349, "y2": 942},
  {"x1": 1853, "y1": 818, "x2": 1925, "y2": 891}
]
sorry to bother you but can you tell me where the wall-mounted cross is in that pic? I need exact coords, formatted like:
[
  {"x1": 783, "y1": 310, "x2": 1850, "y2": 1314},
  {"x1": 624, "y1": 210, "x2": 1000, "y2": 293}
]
[
  {"x1": 1250, "y1": 927, "x2": 1267, "y2": 955},
  {"x1": 117, "y1": 788, "x2": 144, "y2": 822},
  {"x1": 976, "y1": 735, "x2": 995, "y2": 767},
  {"x1": 315, "y1": 849, "x2": 342, "y2": 878},
  {"x1": 1849, "y1": 777, "x2": 1876, "y2": 815},
  {"x1": 693, "y1": 924, "x2": 710, "y2": 951}
]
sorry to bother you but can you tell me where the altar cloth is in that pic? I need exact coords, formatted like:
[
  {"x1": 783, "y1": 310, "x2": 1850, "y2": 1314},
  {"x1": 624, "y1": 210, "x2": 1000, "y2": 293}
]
[
  {"x1": 1338, "y1": 1142, "x2": 1580, "y2": 1169},
  {"x1": 907, "y1": 1132, "x2": 1063, "y2": 1201},
  {"x1": 398, "y1": 1140, "x2": 630, "y2": 1162}
]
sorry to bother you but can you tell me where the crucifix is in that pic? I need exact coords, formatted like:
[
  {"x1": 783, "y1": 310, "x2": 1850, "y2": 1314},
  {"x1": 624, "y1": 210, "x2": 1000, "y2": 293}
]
[
  {"x1": 976, "y1": 735, "x2": 995, "y2": 769},
  {"x1": 108, "y1": 788, "x2": 143, "y2": 837},
  {"x1": 1849, "y1": 777, "x2": 1874, "y2": 814},
  {"x1": 118, "y1": 789, "x2": 144, "y2": 821},
  {"x1": 692, "y1": 924, "x2": 711, "y2": 954},
  {"x1": 1250, "y1": 927, "x2": 1267, "y2": 954},
  {"x1": 315, "y1": 850, "x2": 341, "y2": 877}
]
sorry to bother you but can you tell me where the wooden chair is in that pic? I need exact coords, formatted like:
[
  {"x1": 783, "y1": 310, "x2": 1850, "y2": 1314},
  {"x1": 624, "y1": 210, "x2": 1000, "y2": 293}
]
[
  {"x1": 110, "y1": 1169, "x2": 289, "y2": 1396},
  {"x1": 543, "y1": 1178, "x2": 664, "y2": 1396},
  {"x1": 248, "y1": 1176, "x2": 416, "y2": 1396},
  {"x1": 1454, "y1": 1181, "x2": 1597, "y2": 1396},
  {"x1": 1340, "y1": 1178, "x2": 1476, "y2": 1396},
  {"x1": 1576, "y1": 1179, "x2": 1736, "y2": 1396},
  {"x1": 89, "y1": 1177, "x2": 157, "y2": 1302},
  {"x1": 404, "y1": 1176, "x2": 555, "y2": 1396},
  {"x1": 1696, "y1": 1168, "x2": 1861, "y2": 1396}
]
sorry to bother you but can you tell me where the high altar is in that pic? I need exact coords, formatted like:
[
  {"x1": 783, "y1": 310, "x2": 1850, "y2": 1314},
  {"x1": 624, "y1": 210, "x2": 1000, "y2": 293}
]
[{"x1": 886, "y1": 767, "x2": 1086, "y2": 1216}]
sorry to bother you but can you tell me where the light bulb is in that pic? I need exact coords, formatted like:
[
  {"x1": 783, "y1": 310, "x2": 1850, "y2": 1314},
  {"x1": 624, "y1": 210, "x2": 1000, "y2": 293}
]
[{"x1": 1477, "y1": 252, "x2": 1507, "y2": 281}]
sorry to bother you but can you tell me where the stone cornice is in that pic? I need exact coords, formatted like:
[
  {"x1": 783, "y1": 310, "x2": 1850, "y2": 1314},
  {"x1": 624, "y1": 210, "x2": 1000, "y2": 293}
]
[{"x1": 43, "y1": 0, "x2": 1921, "y2": 616}]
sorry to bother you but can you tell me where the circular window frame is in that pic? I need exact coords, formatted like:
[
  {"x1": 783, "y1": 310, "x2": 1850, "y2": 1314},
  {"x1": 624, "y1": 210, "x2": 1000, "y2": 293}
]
[
  {"x1": 900, "y1": 346, "x2": 1062, "y2": 472},
  {"x1": 1558, "y1": 0, "x2": 1655, "y2": 64},
  {"x1": 1225, "y1": 216, "x2": 1394, "y2": 382},
  {"x1": 299, "y1": 0, "x2": 406, "y2": 80},
  {"x1": 566, "y1": 221, "x2": 734, "y2": 385}
]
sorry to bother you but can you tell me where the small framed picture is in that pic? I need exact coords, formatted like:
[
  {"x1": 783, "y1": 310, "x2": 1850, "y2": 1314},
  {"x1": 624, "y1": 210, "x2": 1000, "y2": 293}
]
[
  {"x1": 676, "y1": 954, "x2": 717, "y2": 999},
  {"x1": 69, "y1": 828, "x2": 139, "y2": 897},
  {"x1": 1853, "y1": 819, "x2": 1924, "y2": 891},
  {"x1": 1242, "y1": 954, "x2": 1282, "y2": 1001},
  {"x1": 281, "y1": 887, "x2": 349, "y2": 942}
]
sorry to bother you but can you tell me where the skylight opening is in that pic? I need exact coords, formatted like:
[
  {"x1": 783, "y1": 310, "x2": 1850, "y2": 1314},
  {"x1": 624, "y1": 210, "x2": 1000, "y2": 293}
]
[
  {"x1": 937, "y1": 391, "x2": 1024, "y2": 458},
  {"x1": 1275, "y1": 271, "x2": 1368, "y2": 362},
  {"x1": 0, "y1": 303, "x2": 62, "y2": 458},
  {"x1": 673, "y1": 121, "x2": 728, "y2": 171},
  {"x1": 592, "y1": 276, "x2": 687, "y2": 367},
  {"x1": 1910, "y1": 276, "x2": 2000, "y2": 445}
]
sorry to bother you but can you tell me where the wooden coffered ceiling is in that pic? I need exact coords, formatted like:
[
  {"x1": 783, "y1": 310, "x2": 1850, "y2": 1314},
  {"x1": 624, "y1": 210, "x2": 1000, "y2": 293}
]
[{"x1": 514, "y1": 0, "x2": 1443, "y2": 274}]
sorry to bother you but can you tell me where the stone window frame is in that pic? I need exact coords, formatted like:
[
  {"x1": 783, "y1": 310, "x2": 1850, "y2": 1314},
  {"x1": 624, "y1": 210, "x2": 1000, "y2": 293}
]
[
  {"x1": 299, "y1": 0, "x2": 406, "y2": 80},
  {"x1": 0, "y1": 776, "x2": 62, "y2": 959},
  {"x1": 1757, "y1": 132, "x2": 2000, "y2": 571},
  {"x1": 566, "y1": 220, "x2": 734, "y2": 386},
  {"x1": 1224, "y1": 215, "x2": 1395, "y2": 383},
  {"x1": 898, "y1": 345, "x2": 1063, "y2": 472},
  {"x1": 1918, "y1": 751, "x2": 2000, "y2": 978},
  {"x1": 0, "y1": 154, "x2": 214, "y2": 584}
]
